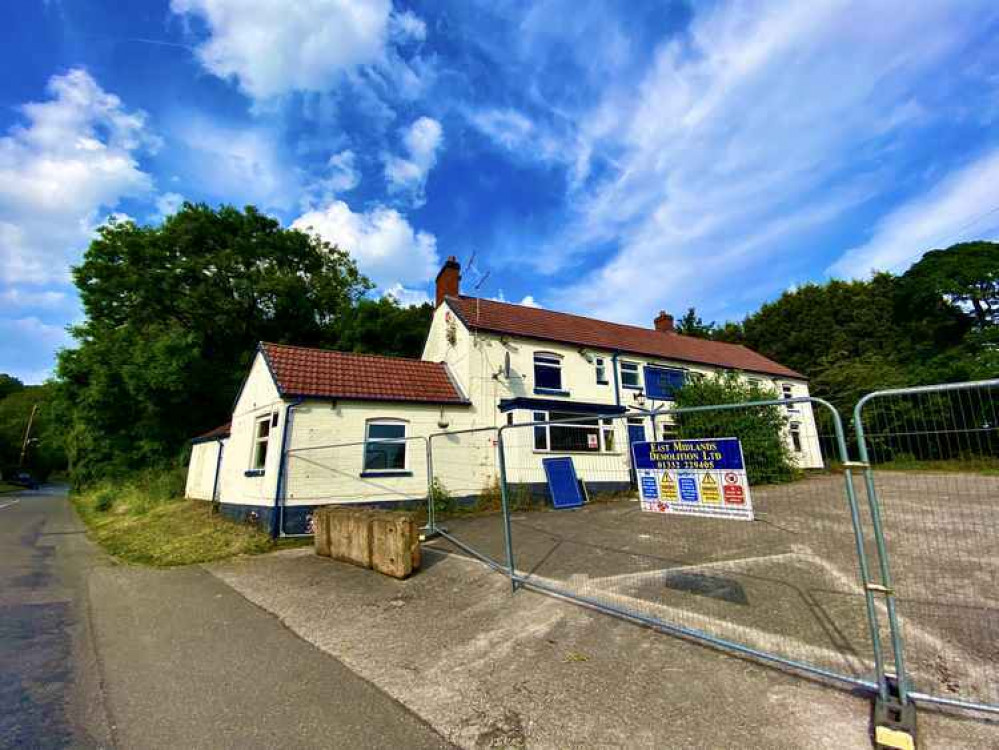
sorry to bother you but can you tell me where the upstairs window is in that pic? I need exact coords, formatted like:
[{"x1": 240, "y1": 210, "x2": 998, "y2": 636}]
[
  {"x1": 364, "y1": 420, "x2": 407, "y2": 473},
  {"x1": 782, "y1": 383, "x2": 797, "y2": 411},
  {"x1": 251, "y1": 415, "x2": 272, "y2": 470},
  {"x1": 534, "y1": 352, "x2": 563, "y2": 391},
  {"x1": 595, "y1": 357, "x2": 608, "y2": 385},
  {"x1": 620, "y1": 361, "x2": 640, "y2": 389}
]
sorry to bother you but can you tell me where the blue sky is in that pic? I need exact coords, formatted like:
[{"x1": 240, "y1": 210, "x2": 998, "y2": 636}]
[{"x1": 3, "y1": 1, "x2": 999, "y2": 383}]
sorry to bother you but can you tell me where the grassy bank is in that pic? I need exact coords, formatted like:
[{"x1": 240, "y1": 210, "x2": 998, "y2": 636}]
[
  {"x1": 72, "y1": 469, "x2": 276, "y2": 566},
  {"x1": 0, "y1": 481, "x2": 21, "y2": 494}
]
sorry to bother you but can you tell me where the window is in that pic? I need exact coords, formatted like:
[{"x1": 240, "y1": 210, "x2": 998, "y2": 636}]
[
  {"x1": 782, "y1": 383, "x2": 797, "y2": 411},
  {"x1": 534, "y1": 352, "x2": 564, "y2": 392},
  {"x1": 533, "y1": 411, "x2": 548, "y2": 450},
  {"x1": 363, "y1": 420, "x2": 407, "y2": 473},
  {"x1": 620, "y1": 361, "x2": 640, "y2": 389},
  {"x1": 790, "y1": 422, "x2": 802, "y2": 453},
  {"x1": 506, "y1": 412, "x2": 514, "y2": 426},
  {"x1": 660, "y1": 422, "x2": 679, "y2": 441},
  {"x1": 534, "y1": 411, "x2": 616, "y2": 453},
  {"x1": 251, "y1": 415, "x2": 272, "y2": 470},
  {"x1": 595, "y1": 357, "x2": 608, "y2": 385}
]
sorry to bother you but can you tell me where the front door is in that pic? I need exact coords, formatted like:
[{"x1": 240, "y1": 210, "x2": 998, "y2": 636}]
[{"x1": 627, "y1": 419, "x2": 646, "y2": 488}]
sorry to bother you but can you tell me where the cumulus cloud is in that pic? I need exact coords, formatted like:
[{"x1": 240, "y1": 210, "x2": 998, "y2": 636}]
[
  {"x1": 170, "y1": 0, "x2": 427, "y2": 100},
  {"x1": 828, "y1": 148, "x2": 999, "y2": 278},
  {"x1": 383, "y1": 283, "x2": 430, "y2": 307},
  {"x1": 0, "y1": 68, "x2": 157, "y2": 285},
  {"x1": 303, "y1": 149, "x2": 360, "y2": 208},
  {"x1": 154, "y1": 191, "x2": 185, "y2": 219},
  {"x1": 383, "y1": 116, "x2": 442, "y2": 204},
  {"x1": 545, "y1": 1, "x2": 995, "y2": 324},
  {"x1": 291, "y1": 199, "x2": 438, "y2": 290}
]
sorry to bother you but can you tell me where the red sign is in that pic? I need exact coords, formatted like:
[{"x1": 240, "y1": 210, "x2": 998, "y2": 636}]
[{"x1": 723, "y1": 484, "x2": 745, "y2": 505}]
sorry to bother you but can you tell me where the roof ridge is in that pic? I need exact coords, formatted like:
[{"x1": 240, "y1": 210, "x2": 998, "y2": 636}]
[{"x1": 261, "y1": 341, "x2": 445, "y2": 367}]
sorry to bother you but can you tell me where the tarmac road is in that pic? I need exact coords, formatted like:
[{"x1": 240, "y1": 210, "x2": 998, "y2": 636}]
[{"x1": 0, "y1": 486, "x2": 451, "y2": 749}]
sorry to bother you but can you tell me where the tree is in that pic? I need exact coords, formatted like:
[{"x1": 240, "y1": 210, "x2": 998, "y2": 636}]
[
  {"x1": 901, "y1": 241, "x2": 999, "y2": 330},
  {"x1": 0, "y1": 384, "x2": 67, "y2": 480},
  {"x1": 338, "y1": 298, "x2": 435, "y2": 358},
  {"x1": 58, "y1": 204, "x2": 373, "y2": 483},
  {"x1": 675, "y1": 307, "x2": 716, "y2": 338},
  {"x1": 0, "y1": 374, "x2": 23, "y2": 401},
  {"x1": 673, "y1": 372, "x2": 796, "y2": 485}
]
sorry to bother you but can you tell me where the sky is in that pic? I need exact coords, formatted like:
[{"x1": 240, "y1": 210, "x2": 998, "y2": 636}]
[{"x1": 3, "y1": 1, "x2": 999, "y2": 384}]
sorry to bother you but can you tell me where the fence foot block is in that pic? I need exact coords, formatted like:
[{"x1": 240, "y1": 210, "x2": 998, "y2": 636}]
[{"x1": 873, "y1": 686, "x2": 917, "y2": 750}]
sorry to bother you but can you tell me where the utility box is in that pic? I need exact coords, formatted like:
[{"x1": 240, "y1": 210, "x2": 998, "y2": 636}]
[{"x1": 314, "y1": 507, "x2": 420, "y2": 579}]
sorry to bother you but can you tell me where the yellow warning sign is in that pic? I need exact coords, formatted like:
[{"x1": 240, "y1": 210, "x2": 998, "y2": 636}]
[
  {"x1": 700, "y1": 472, "x2": 720, "y2": 504},
  {"x1": 660, "y1": 471, "x2": 678, "y2": 501}
]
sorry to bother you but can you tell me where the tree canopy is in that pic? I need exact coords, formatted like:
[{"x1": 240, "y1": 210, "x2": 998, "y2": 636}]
[{"x1": 56, "y1": 204, "x2": 429, "y2": 483}]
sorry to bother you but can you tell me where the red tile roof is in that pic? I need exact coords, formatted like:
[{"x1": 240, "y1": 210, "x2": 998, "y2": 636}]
[
  {"x1": 260, "y1": 343, "x2": 469, "y2": 404},
  {"x1": 192, "y1": 422, "x2": 230, "y2": 443},
  {"x1": 447, "y1": 296, "x2": 804, "y2": 379}
]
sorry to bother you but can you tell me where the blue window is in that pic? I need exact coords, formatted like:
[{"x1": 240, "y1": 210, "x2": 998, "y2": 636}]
[
  {"x1": 644, "y1": 366, "x2": 686, "y2": 400},
  {"x1": 533, "y1": 352, "x2": 563, "y2": 391}
]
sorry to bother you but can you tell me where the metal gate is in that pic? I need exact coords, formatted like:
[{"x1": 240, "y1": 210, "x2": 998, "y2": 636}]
[
  {"x1": 431, "y1": 397, "x2": 889, "y2": 694},
  {"x1": 855, "y1": 378, "x2": 999, "y2": 714}
]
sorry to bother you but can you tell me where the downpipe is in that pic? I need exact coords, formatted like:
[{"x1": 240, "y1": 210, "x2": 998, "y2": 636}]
[{"x1": 272, "y1": 397, "x2": 304, "y2": 539}]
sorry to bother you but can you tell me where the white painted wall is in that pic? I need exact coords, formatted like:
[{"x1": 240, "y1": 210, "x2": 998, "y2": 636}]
[
  {"x1": 185, "y1": 438, "x2": 225, "y2": 500},
  {"x1": 217, "y1": 351, "x2": 286, "y2": 508}
]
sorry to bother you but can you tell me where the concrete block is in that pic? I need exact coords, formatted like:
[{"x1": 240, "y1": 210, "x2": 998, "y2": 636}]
[
  {"x1": 328, "y1": 508, "x2": 372, "y2": 569},
  {"x1": 370, "y1": 511, "x2": 421, "y2": 579},
  {"x1": 313, "y1": 508, "x2": 332, "y2": 558}
]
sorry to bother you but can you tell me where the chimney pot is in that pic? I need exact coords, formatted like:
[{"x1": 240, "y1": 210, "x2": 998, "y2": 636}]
[
  {"x1": 654, "y1": 310, "x2": 674, "y2": 333},
  {"x1": 435, "y1": 257, "x2": 461, "y2": 307}
]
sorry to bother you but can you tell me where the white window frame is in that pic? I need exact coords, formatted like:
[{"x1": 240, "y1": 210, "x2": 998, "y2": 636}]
[
  {"x1": 362, "y1": 418, "x2": 409, "y2": 474},
  {"x1": 620, "y1": 360, "x2": 641, "y2": 389},
  {"x1": 782, "y1": 383, "x2": 797, "y2": 411},
  {"x1": 790, "y1": 421, "x2": 803, "y2": 453},
  {"x1": 595, "y1": 357, "x2": 608, "y2": 385},
  {"x1": 533, "y1": 351, "x2": 564, "y2": 392},
  {"x1": 250, "y1": 413, "x2": 274, "y2": 471},
  {"x1": 532, "y1": 411, "x2": 618, "y2": 454}
]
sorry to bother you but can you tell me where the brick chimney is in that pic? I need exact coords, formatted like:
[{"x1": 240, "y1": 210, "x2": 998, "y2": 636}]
[
  {"x1": 654, "y1": 310, "x2": 674, "y2": 333},
  {"x1": 435, "y1": 256, "x2": 461, "y2": 307}
]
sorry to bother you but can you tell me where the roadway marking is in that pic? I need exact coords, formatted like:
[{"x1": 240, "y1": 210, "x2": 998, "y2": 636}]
[{"x1": 0, "y1": 499, "x2": 20, "y2": 511}]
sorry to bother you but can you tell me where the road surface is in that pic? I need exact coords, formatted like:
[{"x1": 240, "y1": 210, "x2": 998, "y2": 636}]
[{"x1": 0, "y1": 486, "x2": 450, "y2": 749}]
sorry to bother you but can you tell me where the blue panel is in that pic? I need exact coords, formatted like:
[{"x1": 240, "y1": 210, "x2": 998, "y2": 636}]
[
  {"x1": 644, "y1": 366, "x2": 686, "y2": 401},
  {"x1": 541, "y1": 457, "x2": 585, "y2": 509}
]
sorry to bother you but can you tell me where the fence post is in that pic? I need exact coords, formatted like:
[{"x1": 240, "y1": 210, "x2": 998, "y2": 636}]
[
  {"x1": 854, "y1": 394, "x2": 909, "y2": 709},
  {"x1": 497, "y1": 426, "x2": 517, "y2": 591}
]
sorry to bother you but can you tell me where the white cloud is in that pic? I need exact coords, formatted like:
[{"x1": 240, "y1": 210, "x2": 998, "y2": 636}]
[
  {"x1": 303, "y1": 149, "x2": 360, "y2": 208},
  {"x1": 154, "y1": 191, "x2": 185, "y2": 219},
  {"x1": 0, "y1": 68, "x2": 157, "y2": 285},
  {"x1": 544, "y1": 1, "x2": 994, "y2": 324},
  {"x1": 291, "y1": 199, "x2": 438, "y2": 289},
  {"x1": 0, "y1": 287, "x2": 70, "y2": 310},
  {"x1": 383, "y1": 283, "x2": 430, "y2": 307},
  {"x1": 468, "y1": 108, "x2": 534, "y2": 150},
  {"x1": 518, "y1": 295, "x2": 540, "y2": 308},
  {"x1": 384, "y1": 116, "x2": 442, "y2": 203},
  {"x1": 170, "y1": 0, "x2": 427, "y2": 100},
  {"x1": 828, "y1": 148, "x2": 999, "y2": 278}
]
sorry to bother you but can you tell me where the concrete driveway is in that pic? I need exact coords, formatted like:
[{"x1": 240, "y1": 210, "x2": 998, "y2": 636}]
[{"x1": 208, "y1": 541, "x2": 999, "y2": 749}]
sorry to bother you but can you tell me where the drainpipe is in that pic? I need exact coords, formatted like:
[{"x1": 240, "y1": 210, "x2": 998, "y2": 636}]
[
  {"x1": 611, "y1": 351, "x2": 622, "y2": 408},
  {"x1": 211, "y1": 438, "x2": 225, "y2": 505},
  {"x1": 271, "y1": 397, "x2": 304, "y2": 539}
]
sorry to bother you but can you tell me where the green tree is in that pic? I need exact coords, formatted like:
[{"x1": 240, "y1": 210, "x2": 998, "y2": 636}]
[
  {"x1": 339, "y1": 298, "x2": 434, "y2": 357},
  {"x1": 0, "y1": 384, "x2": 67, "y2": 480},
  {"x1": 673, "y1": 372, "x2": 796, "y2": 485},
  {"x1": 900, "y1": 241, "x2": 999, "y2": 330},
  {"x1": 675, "y1": 307, "x2": 717, "y2": 339},
  {"x1": 58, "y1": 204, "x2": 373, "y2": 483},
  {"x1": 0, "y1": 374, "x2": 23, "y2": 400}
]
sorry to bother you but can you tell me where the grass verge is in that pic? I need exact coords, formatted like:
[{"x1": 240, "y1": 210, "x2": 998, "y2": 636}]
[
  {"x1": 72, "y1": 469, "x2": 277, "y2": 566},
  {"x1": 0, "y1": 481, "x2": 22, "y2": 494}
]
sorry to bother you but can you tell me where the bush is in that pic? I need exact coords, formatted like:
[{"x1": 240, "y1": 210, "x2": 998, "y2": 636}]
[
  {"x1": 94, "y1": 489, "x2": 115, "y2": 512},
  {"x1": 673, "y1": 372, "x2": 798, "y2": 485}
]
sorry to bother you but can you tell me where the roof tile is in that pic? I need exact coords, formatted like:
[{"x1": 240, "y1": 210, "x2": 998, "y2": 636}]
[
  {"x1": 447, "y1": 296, "x2": 803, "y2": 379},
  {"x1": 260, "y1": 343, "x2": 469, "y2": 404}
]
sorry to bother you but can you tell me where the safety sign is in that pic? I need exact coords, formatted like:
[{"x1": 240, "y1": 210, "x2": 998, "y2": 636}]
[{"x1": 631, "y1": 437, "x2": 754, "y2": 521}]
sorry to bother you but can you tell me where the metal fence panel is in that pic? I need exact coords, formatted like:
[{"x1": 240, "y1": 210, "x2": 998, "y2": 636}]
[
  {"x1": 856, "y1": 379, "x2": 999, "y2": 713},
  {"x1": 480, "y1": 399, "x2": 883, "y2": 689}
]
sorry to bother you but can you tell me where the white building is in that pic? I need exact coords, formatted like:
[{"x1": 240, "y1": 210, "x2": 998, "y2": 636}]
[{"x1": 186, "y1": 257, "x2": 820, "y2": 536}]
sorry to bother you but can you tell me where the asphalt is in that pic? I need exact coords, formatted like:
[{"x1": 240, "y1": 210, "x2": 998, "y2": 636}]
[{"x1": 0, "y1": 486, "x2": 450, "y2": 749}]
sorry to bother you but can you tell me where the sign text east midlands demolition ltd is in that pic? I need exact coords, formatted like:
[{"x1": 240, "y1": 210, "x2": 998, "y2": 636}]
[{"x1": 631, "y1": 438, "x2": 754, "y2": 521}]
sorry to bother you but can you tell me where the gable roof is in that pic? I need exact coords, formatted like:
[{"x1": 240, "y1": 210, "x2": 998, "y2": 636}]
[
  {"x1": 447, "y1": 296, "x2": 804, "y2": 380},
  {"x1": 260, "y1": 343, "x2": 469, "y2": 404},
  {"x1": 191, "y1": 422, "x2": 230, "y2": 444}
]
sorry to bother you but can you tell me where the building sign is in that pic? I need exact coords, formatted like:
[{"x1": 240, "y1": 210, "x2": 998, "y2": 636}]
[{"x1": 632, "y1": 438, "x2": 754, "y2": 521}]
